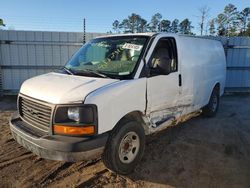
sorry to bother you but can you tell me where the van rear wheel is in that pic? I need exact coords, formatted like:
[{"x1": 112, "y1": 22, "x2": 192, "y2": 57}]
[
  {"x1": 202, "y1": 87, "x2": 219, "y2": 117},
  {"x1": 102, "y1": 118, "x2": 145, "y2": 175}
]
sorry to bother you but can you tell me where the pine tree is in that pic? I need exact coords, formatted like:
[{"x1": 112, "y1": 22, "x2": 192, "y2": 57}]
[
  {"x1": 138, "y1": 18, "x2": 147, "y2": 33},
  {"x1": 239, "y1": 7, "x2": 250, "y2": 35},
  {"x1": 209, "y1": 19, "x2": 216, "y2": 36},
  {"x1": 179, "y1": 19, "x2": 193, "y2": 34},
  {"x1": 245, "y1": 23, "x2": 250, "y2": 36},
  {"x1": 118, "y1": 13, "x2": 148, "y2": 33},
  {"x1": 225, "y1": 4, "x2": 238, "y2": 36},
  {"x1": 160, "y1": 19, "x2": 171, "y2": 32},
  {"x1": 171, "y1": 19, "x2": 179, "y2": 33},
  {"x1": 149, "y1": 13, "x2": 162, "y2": 32},
  {"x1": 112, "y1": 20, "x2": 120, "y2": 33}
]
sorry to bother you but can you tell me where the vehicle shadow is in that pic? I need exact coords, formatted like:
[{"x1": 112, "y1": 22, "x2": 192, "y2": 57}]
[
  {"x1": 128, "y1": 116, "x2": 200, "y2": 187},
  {"x1": 127, "y1": 112, "x2": 250, "y2": 188}
]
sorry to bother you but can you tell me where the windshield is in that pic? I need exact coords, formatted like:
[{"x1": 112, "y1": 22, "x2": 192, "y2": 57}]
[{"x1": 65, "y1": 36, "x2": 148, "y2": 78}]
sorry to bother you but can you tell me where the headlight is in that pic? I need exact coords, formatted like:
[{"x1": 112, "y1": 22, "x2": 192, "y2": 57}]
[
  {"x1": 68, "y1": 107, "x2": 80, "y2": 122},
  {"x1": 54, "y1": 105, "x2": 96, "y2": 124},
  {"x1": 53, "y1": 104, "x2": 97, "y2": 136}
]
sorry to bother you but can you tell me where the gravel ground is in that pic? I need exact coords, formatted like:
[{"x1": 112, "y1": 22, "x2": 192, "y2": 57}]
[{"x1": 0, "y1": 95, "x2": 250, "y2": 188}]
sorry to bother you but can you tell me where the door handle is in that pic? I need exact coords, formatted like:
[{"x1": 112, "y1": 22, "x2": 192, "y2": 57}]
[{"x1": 179, "y1": 74, "x2": 182, "y2": 86}]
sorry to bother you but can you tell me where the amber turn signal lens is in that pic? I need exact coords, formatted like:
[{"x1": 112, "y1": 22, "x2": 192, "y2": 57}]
[{"x1": 53, "y1": 125, "x2": 94, "y2": 135}]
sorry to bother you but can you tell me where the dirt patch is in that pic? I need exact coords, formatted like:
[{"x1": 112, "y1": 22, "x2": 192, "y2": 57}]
[{"x1": 0, "y1": 95, "x2": 250, "y2": 187}]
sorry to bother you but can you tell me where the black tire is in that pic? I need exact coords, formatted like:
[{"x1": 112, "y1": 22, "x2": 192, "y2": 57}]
[
  {"x1": 202, "y1": 87, "x2": 220, "y2": 117},
  {"x1": 102, "y1": 118, "x2": 145, "y2": 175}
]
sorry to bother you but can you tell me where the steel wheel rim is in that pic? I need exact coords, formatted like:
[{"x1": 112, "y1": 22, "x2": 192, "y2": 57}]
[
  {"x1": 211, "y1": 95, "x2": 218, "y2": 112},
  {"x1": 118, "y1": 131, "x2": 140, "y2": 164}
]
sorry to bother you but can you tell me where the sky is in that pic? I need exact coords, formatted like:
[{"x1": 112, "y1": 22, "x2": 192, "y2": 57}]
[{"x1": 0, "y1": 0, "x2": 249, "y2": 34}]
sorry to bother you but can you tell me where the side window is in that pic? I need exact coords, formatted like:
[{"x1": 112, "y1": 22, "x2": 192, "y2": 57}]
[{"x1": 150, "y1": 38, "x2": 178, "y2": 73}]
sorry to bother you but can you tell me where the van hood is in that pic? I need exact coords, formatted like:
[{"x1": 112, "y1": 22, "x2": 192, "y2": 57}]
[{"x1": 20, "y1": 72, "x2": 119, "y2": 104}]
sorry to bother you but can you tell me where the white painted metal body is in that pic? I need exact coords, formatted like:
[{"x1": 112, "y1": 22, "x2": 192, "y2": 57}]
[{"x1": 19, "y1": 33, "x2": 226, "y2": 134}]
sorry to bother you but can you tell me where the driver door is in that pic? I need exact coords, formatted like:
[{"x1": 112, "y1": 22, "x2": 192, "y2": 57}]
[{"x1": 146, "y1": 37, "x2": 181, "y2": 122}]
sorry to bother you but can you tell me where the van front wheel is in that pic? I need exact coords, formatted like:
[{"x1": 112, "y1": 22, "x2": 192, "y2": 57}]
[
  {"x1": 102, "y1": 118, "x2": 145, "y2": 175},
  {"x1": 202, "y1": 87, "x2": 219, "y2": 117}
]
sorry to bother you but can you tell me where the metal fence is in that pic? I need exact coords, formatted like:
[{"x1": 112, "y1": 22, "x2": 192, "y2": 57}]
[
  {"x1": 0, "y1": 30, "x2": 250, "y2": 95},
  {"x1": 0, "y1": 30, "x2": 105, "y2": 95},
  {"x1": 226, "y1": 37, "x2": 250, "y2": 92}
]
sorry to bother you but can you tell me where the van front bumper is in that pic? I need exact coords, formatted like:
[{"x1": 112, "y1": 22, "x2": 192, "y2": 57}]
[{"x1": 9, "y1": 112, "x2": 109, "y2": 162}]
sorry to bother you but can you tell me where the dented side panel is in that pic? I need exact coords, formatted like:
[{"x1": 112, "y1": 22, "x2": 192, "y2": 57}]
[{"x1": 144, "y1": 34, "x2": 226, "y2": 132}]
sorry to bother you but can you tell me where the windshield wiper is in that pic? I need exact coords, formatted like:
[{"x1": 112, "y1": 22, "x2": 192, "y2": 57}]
[
  {"x1": 85, "y1": 69, "x2": 108, "y2": 78},
  {"x1": 74, "y1": 69, "x2": 109, "y2": 78},
  {"x1": 63, "y1": 67, "x2": 74, "y2": 75}
]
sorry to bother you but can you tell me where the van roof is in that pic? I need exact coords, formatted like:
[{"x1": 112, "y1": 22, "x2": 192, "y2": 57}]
[
  {"x1": 96, "y1": 32, "x2": 156, "y2": 38},
  {"x1": 96, "y1": 32, "x2": 222, "y2": 42}
]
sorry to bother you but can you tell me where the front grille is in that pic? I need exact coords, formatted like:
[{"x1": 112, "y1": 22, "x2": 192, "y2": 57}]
[{"x1": 19, "y1": 96, "x2": 52, "y2": 132}]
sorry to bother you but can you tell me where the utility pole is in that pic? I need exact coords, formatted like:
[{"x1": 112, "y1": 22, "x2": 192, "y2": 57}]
[{"x1": 83, "y1": 18, "x2": 86, "y2": 44}]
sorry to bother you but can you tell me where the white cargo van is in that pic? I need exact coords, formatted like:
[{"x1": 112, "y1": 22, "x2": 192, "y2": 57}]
[{"x1": 10, "y1": 33, "x2": 226, "y2": 174}]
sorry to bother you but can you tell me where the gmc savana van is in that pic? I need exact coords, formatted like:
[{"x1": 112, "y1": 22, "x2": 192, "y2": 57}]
[{"x1": 10, "y1": 33, "x2": 226, "y2": 174}]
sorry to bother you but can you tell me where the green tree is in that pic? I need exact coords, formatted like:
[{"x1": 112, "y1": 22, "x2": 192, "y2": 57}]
[
  {"x1": 171, "y1": 19, "x2": 179, "y2": 33},
  {"x1": 179, "y1": 18, "x2": 193, "y2": 34},
  {"x1": 208, "y1": 19, "x2": 216, "y2": 36},
  {"x1": 0, "y1": 19, "x2": 5, "y2": 27},
  {"x1": 160, "y1": 19, "x2": 171, "y2": 32},
  {"x1": 245, "y1": 22, "x2": 250, "y2": 36},
  {"x1": 216, "y1": 4, "x2": 239, "y2": 36},
  {"x1": 119, "y1": 13, "x2": 147, "y2": 33},
  {"x1": 138, "y1": 18, "x2": 147, "y2": 33},
  {"x1": 112, "y1": 20, "x2": 120, "y2": 33},
  {"x1": 239, "y1": 7, "x2": 250, "y2": 35},
  {"x1": 128, "y1": 13, "x2": 139, "y2": 33},
  {"x1": 148, "y1": 13, "x2": 162, "y2": 32},
  {"x1": 119, "y1": 19, "x2": 130, "y2": 33},
  {"x1": 216, "y1": 13, "x2": 227, "y2": 36}
]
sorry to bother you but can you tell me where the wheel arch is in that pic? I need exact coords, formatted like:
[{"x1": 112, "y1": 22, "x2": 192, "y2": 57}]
[
  {"x1": 213, "y1": 82, "x2": 220, "y2": 95},
  {"x1": 112, "y1": 110, "x2": 149, "y2": 135},
  {"x1": 205, "y1": 82, "x2": 220, "y2": 106}
]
